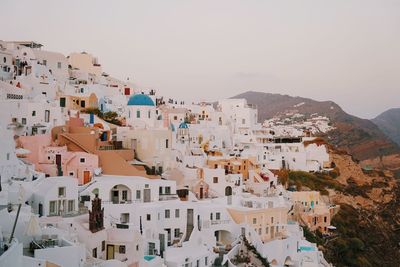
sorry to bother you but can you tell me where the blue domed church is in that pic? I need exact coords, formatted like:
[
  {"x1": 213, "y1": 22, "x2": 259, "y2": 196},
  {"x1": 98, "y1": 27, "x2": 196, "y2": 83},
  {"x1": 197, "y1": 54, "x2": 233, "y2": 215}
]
[{"x1": 126, "y1": 94, "x2": 156, "y2": 128}]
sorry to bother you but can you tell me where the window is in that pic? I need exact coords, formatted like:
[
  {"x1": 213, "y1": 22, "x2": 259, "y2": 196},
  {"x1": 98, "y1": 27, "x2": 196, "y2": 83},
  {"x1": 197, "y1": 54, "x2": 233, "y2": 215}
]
[
  {"x1": 60, "y1": 97, "x2": 66, "y2": 107},
  {"x1": 119, "y1": 245, "x2": 126, "y2": 254},
  {"x1": 213, "y1": 177, "x2": 218, "y2": 183},
  {"x1": 165, "y1": 209, "x2": 170, "y2": 219},
  {"x1": 216, "y1": 212, "x2": 221, "y2": 220},
  {"x1": 148, "y1": 110, "x2": 151, "y2": 118},
  {"x1": 258, "y1": 228, "x2": 261, "y2": 235},
  {"x1": 3, "y1": 57, "x2": 5, "y2": 63},
  {"x1": 121, "y1": 213, "x2": 130, "y2": 223},
  {"x1": 175, "y1": 209, "x2": 179, "y2": 218},
  {"x1": 80, "y1": 100, "x2": 85, "y2": 108},
  {"x1": 136, "y1": 244, "x2": 139, "y2": 251},
  {"x1": 174, "y1": 228, "x2": 180, "y2": 238},
  {"x1": 122, "y1": 190, "x2": 128, "y2": 201},
  {"x1": 58, "y1": 187, "x2": 66, "y2": 197},
  {"x1": 266, "y1": 227, "x2": 269, "y2": 234},
  {"x1": 67, "y1": 200, "x2": 74, "y2": 212},
  {"x1": 197, "y1": 260, "x2": 200, "y2": 267},
  {"x1": 102, "y1": 241, "x2": 105, "y2": 251},
  {"x1": 165, "y1": 186, "x2": 171, "y2": 194},
  {"x1": 69, "y1": 172, "x2": 74, "y2": 176},
  {"x1": 165, "y1": 139, "x2": 169, "y2": 149},
  {"x1": 205, "y1": 257, "x2": 208, "y2": 265},
  {"x1": 271, "y1": 217, "x2": 274, "y2": 224},
  {"x1": 45, "y1": 110, "x2": 50, "y2": 123},
  {"x1": 49, "y1": 201, "x2": 56, "y2": 214},
  {"x1": 136, "y1": 110, "x2": 140, "y2": 118},
  {"x1": 92, "y1": 248, "x2": 97, "y2": 258},
  {"x1": 253, "y1": 218, "x2": 257, "y2": 224},
  {"x1": 57, "y1": 62, "x2": 62, "y2": 69},
  {"x1": 174, "y1": 115, "x2": 178, "y2": 120},
  {"x1": 210, "y1": 213, "x2": 213, "y2": 220},
  {"x1": 43, "y1": 60, "x2": 47, "y2": 66},
  {"x1": 6, "y1": 153, "x2": 10, "y2": 160},
  {"x1": 80, "y1": 158, "x2": 86, "y2": 163},
  {"x1": 32, "y1": 111, "x2": 36, "y2": 116},
  {"x1": 136, "y1": 190, "x2": 141, "y2": 199},
  {"x1": 146, "y1": 214, "x2": 151, "y2": 221},
  {"x1": 324, "y1": 216, "x2": 327, "y2": 223},
  {"x1": 21, "y1": 118, "x2": 26, "y2": 125},
  {"x1": 242, "y1": 118, "x2": 245, "y2": 124}
]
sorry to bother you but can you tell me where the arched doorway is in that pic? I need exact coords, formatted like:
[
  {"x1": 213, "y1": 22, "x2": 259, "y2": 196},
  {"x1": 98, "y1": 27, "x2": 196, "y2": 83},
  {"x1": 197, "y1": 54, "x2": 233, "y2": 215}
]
[{"x1": 225, "y1": 186, "x2": 232, "y2": 196}]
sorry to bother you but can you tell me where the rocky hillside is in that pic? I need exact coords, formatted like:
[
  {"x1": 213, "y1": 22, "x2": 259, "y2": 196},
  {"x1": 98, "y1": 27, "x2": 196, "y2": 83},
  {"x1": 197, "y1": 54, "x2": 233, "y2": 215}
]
[
  {"x1": 286, "y1": 148, "x2": 400, "y2": 266},
  {"x1": 232, "y1": 91, "x2": 400, "y2": 162},
  {"x1": 372, "y1": 108, "x2": 400, "y2": 146}
]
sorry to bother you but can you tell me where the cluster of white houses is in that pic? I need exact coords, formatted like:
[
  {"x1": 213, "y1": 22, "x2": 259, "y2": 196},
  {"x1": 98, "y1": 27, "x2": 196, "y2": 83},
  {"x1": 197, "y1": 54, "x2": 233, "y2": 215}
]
[{"x1": 0, "y1": 41, "x2": 336, "y2": 267}]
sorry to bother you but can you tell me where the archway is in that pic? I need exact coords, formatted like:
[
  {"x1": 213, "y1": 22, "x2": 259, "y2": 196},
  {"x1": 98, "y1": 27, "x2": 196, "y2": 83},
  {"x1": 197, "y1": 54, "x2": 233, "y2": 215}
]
[{"x1": 225, "y1": 186, "x2": 232, "y2": 196}]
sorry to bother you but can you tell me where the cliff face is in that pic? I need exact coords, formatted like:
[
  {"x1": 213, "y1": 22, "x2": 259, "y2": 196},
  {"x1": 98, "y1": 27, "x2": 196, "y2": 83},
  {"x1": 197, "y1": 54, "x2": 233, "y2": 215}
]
[
  {"x1": 231, "y1": 91, "x2": 400, "y2": 162},
  {"x1": 322, "y1": 149, "x2": 400, "y2": 267}
]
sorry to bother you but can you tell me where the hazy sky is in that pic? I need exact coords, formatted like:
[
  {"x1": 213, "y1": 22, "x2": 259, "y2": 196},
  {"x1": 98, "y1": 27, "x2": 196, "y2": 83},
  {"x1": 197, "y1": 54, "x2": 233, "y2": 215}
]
[{"x1": 1, "y1": 0, "x2": 399, "y2": 118}]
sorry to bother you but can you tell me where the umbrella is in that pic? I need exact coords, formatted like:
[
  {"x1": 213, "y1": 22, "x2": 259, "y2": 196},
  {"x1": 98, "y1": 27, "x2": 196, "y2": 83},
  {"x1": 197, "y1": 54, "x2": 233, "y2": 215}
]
[{"x1": 25, "y1": 215, "x2": 42, "y2": 238}]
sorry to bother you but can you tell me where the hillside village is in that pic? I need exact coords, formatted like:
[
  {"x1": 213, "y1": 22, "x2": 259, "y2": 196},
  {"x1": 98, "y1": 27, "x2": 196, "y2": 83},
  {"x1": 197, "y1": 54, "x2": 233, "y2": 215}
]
[{"x1": 0, "y1": 41, "x2": 342, "y2": 267}]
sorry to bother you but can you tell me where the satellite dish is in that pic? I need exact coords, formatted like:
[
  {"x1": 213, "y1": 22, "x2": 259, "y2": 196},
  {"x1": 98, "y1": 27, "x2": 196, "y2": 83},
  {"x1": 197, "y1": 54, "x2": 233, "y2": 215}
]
[{"x1": 94, "y1": 168, "x2": 102, "y2": 176}]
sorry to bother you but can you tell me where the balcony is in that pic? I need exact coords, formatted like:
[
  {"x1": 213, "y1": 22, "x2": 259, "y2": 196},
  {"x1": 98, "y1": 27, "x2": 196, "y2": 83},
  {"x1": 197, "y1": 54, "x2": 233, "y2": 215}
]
[
  {"x1": 210, "y1": 219, "x2": 231, "y2": 226},
  {"x1": 159, "y1": 194, "x2": 179, "y2": 201}
]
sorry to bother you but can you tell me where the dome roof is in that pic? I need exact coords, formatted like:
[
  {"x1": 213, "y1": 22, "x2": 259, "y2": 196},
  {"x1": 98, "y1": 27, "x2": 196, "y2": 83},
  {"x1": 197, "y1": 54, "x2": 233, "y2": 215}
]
[
  {"x1": 127, "y1": 94, "x2": 155, "y2": 106},
  {"x1": 178, "y1": 122, "x2": 189, "y2": 129}
]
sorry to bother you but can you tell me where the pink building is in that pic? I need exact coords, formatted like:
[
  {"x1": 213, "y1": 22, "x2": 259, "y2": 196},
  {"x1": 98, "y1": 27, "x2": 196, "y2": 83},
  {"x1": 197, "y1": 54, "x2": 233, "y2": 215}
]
[{"x1": 19, "y1": 134, "x2": 99, "y2": 185}]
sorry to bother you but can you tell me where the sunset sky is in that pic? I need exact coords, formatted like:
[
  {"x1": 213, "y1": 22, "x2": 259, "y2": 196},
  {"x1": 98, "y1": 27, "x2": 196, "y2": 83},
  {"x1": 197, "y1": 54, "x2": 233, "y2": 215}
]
[{"x1": 2, "y1": 0, "x2": 399, "y2": 118}]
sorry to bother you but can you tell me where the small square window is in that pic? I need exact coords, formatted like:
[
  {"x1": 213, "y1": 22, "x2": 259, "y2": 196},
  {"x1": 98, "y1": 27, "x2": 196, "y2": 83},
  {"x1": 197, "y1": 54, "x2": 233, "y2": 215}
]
[
  {"x1": 213, "y1": 177, "x2": 218, "y2": 183},
  {"x1": 58, "y1": 187, "x2": 66, "y2": 197},
  {"x1": 119, "y1": 245, "x2": 126, "y2": 254},
  {"x1": 57, "y1": 62, "x2": 62, "y2": 69},
  {"x1": 216, "y1": 212, "x2": 221, "y2": 220},
  {"x1": 146, "y1": 214, "x2": 151, "y2": 221},
  {"x1": 80, "y1": 158, "x2": 85, "y2": 163},
  {"x1": 32, "y1": 111, "x2": 36, "y2": 116}
]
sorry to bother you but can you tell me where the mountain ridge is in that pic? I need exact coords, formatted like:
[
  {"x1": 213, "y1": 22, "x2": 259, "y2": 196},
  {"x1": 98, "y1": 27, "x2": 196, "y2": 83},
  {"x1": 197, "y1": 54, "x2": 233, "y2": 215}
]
[
  {"x1": 372, "y1": 108, "x2": 400, "y2": 146},
  {"x1": 231, "y1": 91, "x2": 400, "y2": 162}
]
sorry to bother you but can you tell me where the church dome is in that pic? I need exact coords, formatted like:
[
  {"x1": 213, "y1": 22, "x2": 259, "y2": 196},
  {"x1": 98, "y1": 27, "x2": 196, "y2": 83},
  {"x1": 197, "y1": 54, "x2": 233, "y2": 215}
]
[
  {"x1": 178, "y1": 122, "x2": 189, "y2": 129},
  {"x1": 127, "y1": 94, "x2": 155, "y2": 106}
]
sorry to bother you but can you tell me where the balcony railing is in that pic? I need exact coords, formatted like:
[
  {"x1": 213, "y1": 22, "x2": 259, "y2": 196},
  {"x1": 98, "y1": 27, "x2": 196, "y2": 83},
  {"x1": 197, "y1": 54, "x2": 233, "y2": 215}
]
[
  {"x1": 210, "y1": 219, "x2": 231, "y2": 225},
  {"x1": 159, "y1": 194, "x2": 179, "y2": 201}
]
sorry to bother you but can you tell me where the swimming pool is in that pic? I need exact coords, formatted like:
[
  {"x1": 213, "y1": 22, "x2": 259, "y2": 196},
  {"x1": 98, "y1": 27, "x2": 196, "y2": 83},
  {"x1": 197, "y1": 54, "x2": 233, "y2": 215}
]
[
  {"x1": 300, "y1": 246, "x2": 315, "y2": 252},
  {"x1": 144, "y1": 255, "x2": 156, "y2": 261}
]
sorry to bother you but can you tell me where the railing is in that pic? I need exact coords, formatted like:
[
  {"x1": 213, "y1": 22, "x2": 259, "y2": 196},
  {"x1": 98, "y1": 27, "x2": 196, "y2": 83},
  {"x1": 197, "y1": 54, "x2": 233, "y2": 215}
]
[
  {"x1": 210, "y1": 219, "x2": 231, "y2": 226},
  {"x1": 159, "y1": 194, "x2": 179, "y2": 201},
  {"x1": 48, "y1": 209, "x2": 88, "y2": 218},
  {"x1": 101, "y1": 200, "x2": 142, "y2": 205}
]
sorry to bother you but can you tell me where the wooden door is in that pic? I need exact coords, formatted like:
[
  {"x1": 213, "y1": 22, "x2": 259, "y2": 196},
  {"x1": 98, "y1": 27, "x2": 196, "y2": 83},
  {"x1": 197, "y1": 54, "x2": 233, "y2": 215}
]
[
  {"x1": 83, "y1": 171, "x2": 90, "y2": 184},
  {"x1": 107, "y1": 245, "x2": 114, "y2": 260}
]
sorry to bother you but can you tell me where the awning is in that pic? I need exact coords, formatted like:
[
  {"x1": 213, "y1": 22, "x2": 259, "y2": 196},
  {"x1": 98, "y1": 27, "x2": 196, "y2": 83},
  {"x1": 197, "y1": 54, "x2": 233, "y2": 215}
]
[{"x1": 327, "y1": 225, "x2": 337, "y2": 230}]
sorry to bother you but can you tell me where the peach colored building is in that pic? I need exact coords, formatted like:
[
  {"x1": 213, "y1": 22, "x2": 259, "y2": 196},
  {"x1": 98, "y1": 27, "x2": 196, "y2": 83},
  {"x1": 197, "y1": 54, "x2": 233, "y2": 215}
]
[{"x1": 227, "y1": 199, "x2": 288, "y2": 242}]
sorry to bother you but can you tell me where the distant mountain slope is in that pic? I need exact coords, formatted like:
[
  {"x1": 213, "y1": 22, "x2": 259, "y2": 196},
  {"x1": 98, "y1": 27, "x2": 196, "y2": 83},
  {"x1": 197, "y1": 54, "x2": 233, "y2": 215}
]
[
  {"x1": 372, "y1": 108, "x2": 400, "y2": 146},
  {"x1": 232, "y1": 91, "x2": 400, "y2": 161}
]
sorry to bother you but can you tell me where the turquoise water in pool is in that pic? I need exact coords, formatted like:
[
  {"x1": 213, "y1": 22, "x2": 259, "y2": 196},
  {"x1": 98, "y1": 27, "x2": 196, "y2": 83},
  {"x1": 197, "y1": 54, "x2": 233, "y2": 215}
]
[
  {"x1": 144, "y1": 255, "x2": 156, "y2": 261},
  {"x1": 300, "y1": 246, "x2": 315, "y2": 252}
]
